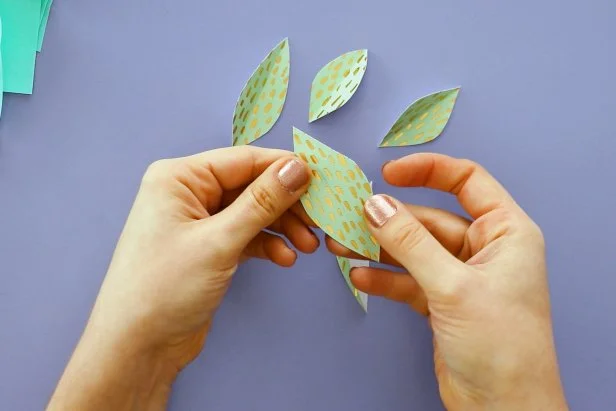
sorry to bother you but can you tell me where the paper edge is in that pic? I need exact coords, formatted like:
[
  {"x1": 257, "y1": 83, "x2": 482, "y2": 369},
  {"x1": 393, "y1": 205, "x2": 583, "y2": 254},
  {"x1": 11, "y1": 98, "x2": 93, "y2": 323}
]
[
  {"x1": 231, "y1": 37, "x2": 290, "y2": 146},
  {"x1": 308, "y1": 49, "x2": 369, "y2": 123},
  {"x1": 378, "y1": 86, "x2": 462, "y2": 148}
]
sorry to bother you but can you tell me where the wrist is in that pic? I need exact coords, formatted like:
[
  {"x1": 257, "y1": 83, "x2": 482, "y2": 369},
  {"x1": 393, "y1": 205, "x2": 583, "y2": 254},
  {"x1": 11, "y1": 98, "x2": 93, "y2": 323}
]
[{"x1": 47, "y1": 318, "x2": 178, "y2": 411}]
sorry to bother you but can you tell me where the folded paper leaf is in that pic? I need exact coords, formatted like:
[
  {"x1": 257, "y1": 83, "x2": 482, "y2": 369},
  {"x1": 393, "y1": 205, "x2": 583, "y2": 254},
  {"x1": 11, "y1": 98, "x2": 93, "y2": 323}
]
[
  {"x1": 337, "y1": 256, "x2": 369, "y2": 312},
  {"x1": 309, "y1": 49, "x2": 367, "y2": 122},
  {"x1": 38, "y1": 0, "x2": 53, "y2": 52},
  {"x1": 232, "y1": 38, "x2": 290, "y2": 146},
  {"x1": 293, "y1": 127, "x2": 379, "y2": 261},
  {"x1": 380, "y1": 87, "x2": 460, "y2": 147}
]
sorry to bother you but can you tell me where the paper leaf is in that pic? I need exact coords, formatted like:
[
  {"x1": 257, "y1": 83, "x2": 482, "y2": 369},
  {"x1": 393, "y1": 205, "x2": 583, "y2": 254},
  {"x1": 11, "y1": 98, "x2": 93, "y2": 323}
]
[
  {"x1": 380, "y1": 87, "x2": 461, "y2": 147},
  {"x1": 309, "y1": 49, "x2": 368, "y2": 122},
  {"x1": 293, "y1": 127, "x2": 379, "y2": 261},
  {"x1": 232, "y1": 38, "x2": 290, "y2": 146},
  {"x1": 337, "y1": 256, "x2": 369, "y2": 312}
]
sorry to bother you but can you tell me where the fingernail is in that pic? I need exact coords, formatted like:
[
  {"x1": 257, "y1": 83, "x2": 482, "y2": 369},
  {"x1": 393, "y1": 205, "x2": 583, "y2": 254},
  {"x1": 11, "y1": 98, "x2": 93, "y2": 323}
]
[
  {"x1": 278, "y1": 159, "x2": 310, "y2": 192},
  {"x1": 364, "y1": 195, "x2": 397, "y2": 228}
]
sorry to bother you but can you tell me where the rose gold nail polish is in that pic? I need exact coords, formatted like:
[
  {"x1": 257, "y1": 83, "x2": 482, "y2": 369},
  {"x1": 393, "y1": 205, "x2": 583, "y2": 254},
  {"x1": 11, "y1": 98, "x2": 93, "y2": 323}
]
[
  {"x1": 278, "y1": 159, "x2": 310, "y2": 192},
  {"x1": 364, "y1": 195, "x2": 397, "y2": 227}
]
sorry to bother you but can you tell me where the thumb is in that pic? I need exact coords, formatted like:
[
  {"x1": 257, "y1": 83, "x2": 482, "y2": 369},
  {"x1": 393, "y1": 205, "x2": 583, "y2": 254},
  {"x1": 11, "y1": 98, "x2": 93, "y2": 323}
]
[
  {"x1": 210, "y1": 156, "x2": 311, "y2": 252},
  {"x1": 364, "y1": 194, "x2": 461, "y2": 295}
]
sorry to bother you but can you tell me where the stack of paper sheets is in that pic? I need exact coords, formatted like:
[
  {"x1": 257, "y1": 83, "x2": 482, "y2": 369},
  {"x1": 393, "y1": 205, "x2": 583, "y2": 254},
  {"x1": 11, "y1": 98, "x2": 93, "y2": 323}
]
[{"x1": 0, "y1": 0, "x2": 54, "y2": 116}]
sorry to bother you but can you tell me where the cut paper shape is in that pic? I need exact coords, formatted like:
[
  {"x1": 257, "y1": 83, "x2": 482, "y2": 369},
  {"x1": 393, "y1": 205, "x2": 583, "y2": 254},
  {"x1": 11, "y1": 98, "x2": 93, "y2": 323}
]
[
  {"x1": 309, "y1": 49, "x2": 368, "y2": 122},
  {"x1": 293, "y1": 127, "x2": 379, "y2": 261},
  {"x1": 232, "y1": 38, "x2": 290, "y2": 146},
  {"x1": 337, "y1": 256, "x2": 369, "y2": 312},
  {"x1": 0, "y1": 0, "x2": 40, "y2": 94},
  {"x1": 38, "y1": 0, "x2": 53, "y2": 52},
  {"x1": 0, "y1": 16, "x2": 3, "y2": 117},
  {"x1": 380, "y1": 87, "x2": 461, "y2": 147}
]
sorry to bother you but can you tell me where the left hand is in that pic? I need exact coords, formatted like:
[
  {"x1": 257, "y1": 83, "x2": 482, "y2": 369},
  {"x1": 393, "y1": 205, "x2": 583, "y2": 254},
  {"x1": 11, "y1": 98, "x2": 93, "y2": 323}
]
[{"x1": 95, "y1": 146, "x2": 315, "y2": 370}]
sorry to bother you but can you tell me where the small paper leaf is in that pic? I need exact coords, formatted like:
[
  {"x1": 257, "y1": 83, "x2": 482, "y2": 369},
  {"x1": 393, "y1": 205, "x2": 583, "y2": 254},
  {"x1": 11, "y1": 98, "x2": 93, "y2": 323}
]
[
  {"x1": 337, "y1": 256, "x2": 369, "y2": 312},
  {"x1": 232, "y1": 38, "x2": 290, "y2": 146},
  {"x1": 309, "y1": 49, "x2": 368, "y2": 122},
  {"x1": 293, "y1": 127, "x2": 379, "y2": 261},
  {"x1": 380, "y1": 87, "x2": 460, "y2": 147}
]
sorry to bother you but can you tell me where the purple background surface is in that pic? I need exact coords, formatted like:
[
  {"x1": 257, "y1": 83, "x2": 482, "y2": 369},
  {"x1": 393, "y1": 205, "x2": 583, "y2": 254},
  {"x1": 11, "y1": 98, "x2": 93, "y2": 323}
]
[{"x1": 1, "y1": 1, "x2": 615, "y2": 410}]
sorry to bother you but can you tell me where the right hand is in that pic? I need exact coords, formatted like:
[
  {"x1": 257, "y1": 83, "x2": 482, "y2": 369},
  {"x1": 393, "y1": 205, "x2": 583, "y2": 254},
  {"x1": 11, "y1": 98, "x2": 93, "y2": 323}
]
[{"x1": 327, "y1": 153, "x2": 568, "y2": 411}]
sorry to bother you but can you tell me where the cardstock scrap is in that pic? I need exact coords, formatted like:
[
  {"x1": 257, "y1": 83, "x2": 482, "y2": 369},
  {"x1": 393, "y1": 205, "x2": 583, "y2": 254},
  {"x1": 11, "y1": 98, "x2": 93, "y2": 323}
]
[
  {"x1": 0, "y1": 16, "x2": 3, "y2": 117},
  {"x1": 380, "y1": 87, "x2": 460, "y2": 147},
  {"x1": 232, "y1": 38, "x2": 290, "y2": 146},
  {"x1": 0, "y1": 0, "x2": 40, "y2": 94},
  {"x1": 337, "y1": 256, "x2": 369, "y2": 312},
  {"x1": 309, "y1": 49, "x2": 367, "y2": 122},
  {"x1": 38, "y1": 0, "x2": 53, "y2": 52},
  {"x1": 293, "y1": 127, "x2": 379, "y2": 261}
]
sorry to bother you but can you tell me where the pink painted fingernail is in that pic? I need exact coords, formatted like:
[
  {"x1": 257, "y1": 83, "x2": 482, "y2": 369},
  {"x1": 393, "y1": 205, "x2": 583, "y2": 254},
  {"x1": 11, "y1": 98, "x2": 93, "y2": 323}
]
[
  {"x1": 278, "y1": 159, "x2": 310, "y2": 192},
  {"x1": 364, "y1": 195, "x2": 397, "y2": 228}
]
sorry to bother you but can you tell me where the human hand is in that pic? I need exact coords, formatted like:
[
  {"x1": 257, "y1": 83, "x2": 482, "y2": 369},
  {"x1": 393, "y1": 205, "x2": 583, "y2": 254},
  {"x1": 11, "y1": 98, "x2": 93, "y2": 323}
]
[
  {"x1": 48, "y1": 146, "x2": 315, "y2": 410},
  {"x1": 327, "y1": 153, "x2": 568, "y2": 411}
]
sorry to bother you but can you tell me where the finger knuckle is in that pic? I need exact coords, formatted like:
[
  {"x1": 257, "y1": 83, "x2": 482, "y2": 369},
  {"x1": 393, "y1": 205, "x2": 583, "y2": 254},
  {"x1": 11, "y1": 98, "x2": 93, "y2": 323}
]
[
  {"x1": 248, "y1": 184, "x2": 279, "y2": 220},
  {"x1": 436, "y1": 271, "x2": 472, "y2": 303},
  {"x1": 142, "y1": 159, "x2": 175, "y2": 184},
  {"x1": 393, "y1": 219, "x2": 426, "y2": 253}
]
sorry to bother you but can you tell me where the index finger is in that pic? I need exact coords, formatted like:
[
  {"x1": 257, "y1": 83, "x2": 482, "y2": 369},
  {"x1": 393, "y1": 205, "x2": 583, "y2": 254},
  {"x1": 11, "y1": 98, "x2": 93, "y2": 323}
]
[
  {"x1": 382, "y1": 153, "x2": 517, "y2": 219},
  {"x1": 183, "y1": 146, "x2": 293, "y2": 191}
]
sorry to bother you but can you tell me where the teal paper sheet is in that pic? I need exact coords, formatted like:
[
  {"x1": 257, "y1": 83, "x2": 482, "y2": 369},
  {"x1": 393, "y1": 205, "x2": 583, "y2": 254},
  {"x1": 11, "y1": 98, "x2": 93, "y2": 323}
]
[
  {"x1": 0, "y1": 0, "x2": 40, "y2": 94},
  {"x1": 37, "y1": 0, "x2": 52, "y2": 52},
  {"x1": 0, "y1": 16, "x2": 4, "y2": 116}
]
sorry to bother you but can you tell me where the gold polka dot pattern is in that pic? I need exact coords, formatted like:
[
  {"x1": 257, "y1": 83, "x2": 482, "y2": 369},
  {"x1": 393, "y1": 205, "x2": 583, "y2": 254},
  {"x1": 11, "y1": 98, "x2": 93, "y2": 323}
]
[
  {"x1": 232, "y1": 38, "x2": 290, "y2": 146},
  {"x1": 293, "y1": 127, "x2": 380, "y2": 261},
  {"x1": 380, "y1": 88, "x2": 460, "y2": 147},
  {"x1": 309, "y1": 49, "x2": 368, "y2": 122}
]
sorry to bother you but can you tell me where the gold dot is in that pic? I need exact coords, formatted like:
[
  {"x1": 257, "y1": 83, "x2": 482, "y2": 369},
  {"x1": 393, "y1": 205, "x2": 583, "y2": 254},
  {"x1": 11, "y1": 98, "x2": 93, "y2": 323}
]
[
  {"x1": 306, "y1": 139, "x2": 315, "y2": 150},
  {"x1": 347, "y1": 170, "x2": 356, "y2": 180},
  {"x1": 269, "y1": 89, "x2": 276, "y2": 98},
  {"x1": 414, "y1": 132, "x2": 425, "y2": 141},
  {"x1": 349, "y1": 187, "x2": 358, "y2": 198},
  {"x1": 323, "y1": 168, "x2": 332, "y2": 178},
  {"x1": 351, "y1": 240, "x2": 359, "y2": 249},
  {"x1": 336, "y1": 170, "x2": 343, "y2": 181},
  {"x1": 304, "y1": 199, "x2": 313, "y2": 210},
  {"x1": 363, "y1": 183, "x2": 371, "y2": 192},
  {"x1": 250, "y1": 119, "x2": 258, "y2": 129},
  {"x1": 343, "y1": 69, "x2": 350, "y2": 78},
  {"x1": 370, "y1": 235, "x2": 377, "y2": 244},
  {"x1": 253, "y1": 105, "x2": 260, "y2": 114},
  {"x1": 354, "y1": 206, "x2": 362, "y2": 216},
  {"x1": 293, "y1": 134, "x2": 301, "y2": 143},
  {"x1": 318, "y1": 148, "x2": 327, "y2": 157},
  {"x1": 283, "y1": 77, "x2": 289, "y2": 84},
  {"x1": 325, "y1": 197, "x2": 333, "y2": 207},
  {"x1": 335, "y1": 186, "x2": 343, "y2": 195},
  {"x1": 394, "y1": 132, "x2": 404, "y2": 141},
  {"x1": 272, "y1": 66, "x2": 280, "y2": 75},
  {"x1": 316, "y1": 89, "x2": 324, "y2": 98},
  {"x1": 310, "y1": 154, "x2": 318, "y2": 164},
  {"x1": 265, "y1": 117, "x2": 273, "y2": 125},
  {"x1": 338, "y1": 230, "x2": 346, "y2": 241},
  {"x1": 240, "y1": 126, "x2": 245, "y2": 134},
  {"x1": 337, "y1": 154, "x2": 347, "y2": 166},
  {"x1": 328, "y1": 83, "x2": 335, "y2": 91},
  {"x1": 279, "y1": 90, "x2": 287, "y2": 99},
  {"x1": 350, "y1": 221, "x2": 357, "y2": 229},
  {"x1": 326, "y1": 225, "x2": 334, "y2": 233},
  {"x1": 415, "y1": 123, "x2": 425, "y2": 130},
  {"x1": 343, "y1": 222, "x2": 350, "y2": 233},
  {"x1": 275, "y1": 55, "x2": 282, "y2": 63},
  {"x1": 334, "y1": 62, "x2": 342, "y2": 71},
  {"x1": 264, "y1": 102, "x2": 273, "y2": 113},
  {"x1": 420, "y1": 112, "x2": 429, "y2": 120},
  {"x1": 319, "y1": 75, "x2": 328, "y2": 85},
  {"x1": 254, "y1": 129, "x2": 261, "y2": 138},
  {"x1": 343, "y1": 201, "x2": 351, "y2": 211},
  {"x1": 359, "y1": 237, "x2": 366, "y2": 245}
]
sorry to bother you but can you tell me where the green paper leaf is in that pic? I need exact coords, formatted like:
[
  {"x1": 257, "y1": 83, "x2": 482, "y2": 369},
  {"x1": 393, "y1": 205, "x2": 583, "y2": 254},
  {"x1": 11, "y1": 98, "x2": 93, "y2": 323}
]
[
  {"x1": 232, "y1": 38, "x2": 290, "y2": 146},
  {"x1": 37, "y1": 0, "x2": 53, "y2": 52},
  {"x1": 380, "y1": 87, "x2": 461, "y2": 147},
  {"x1": 0, "y1": 0, "x2": 40, "y2": 94},
  {"x1": 337, "y1": 256, "x2": 369, "y2": 312},
  {"x1": 309, "y1": 49, "x2": 367, "y2": 122},
  {"x1": 293, "y1": 127, "x2": 379, "y2": 261},
  {"x1": 0, "y1": 16, "x2": 4, "y2": 117}
]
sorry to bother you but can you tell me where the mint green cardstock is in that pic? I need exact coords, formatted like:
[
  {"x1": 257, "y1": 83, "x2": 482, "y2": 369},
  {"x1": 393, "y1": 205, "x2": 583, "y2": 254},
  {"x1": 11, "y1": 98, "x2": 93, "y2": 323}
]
[
  {"x1": 380, "y1": 87, "x2": 460, "y2": 147},
  {"x1": 293, "y1": 127, "x2": 379, "y2": 261},
  {"x1": 337, "y1": 255, "x2": 369, "y2": 312},
  {"x1": 0, "y1": 0, "x2": 40, "y2": 94},
  {"x1": 309, "y1": 49, "x2": 367, "y2": 122},
  {"x1": 37, "y1": 0, "x2": 53, "y2": 52},
  {"x1": 232, "y1": 38, "x2": 290, "y2": 146}
]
